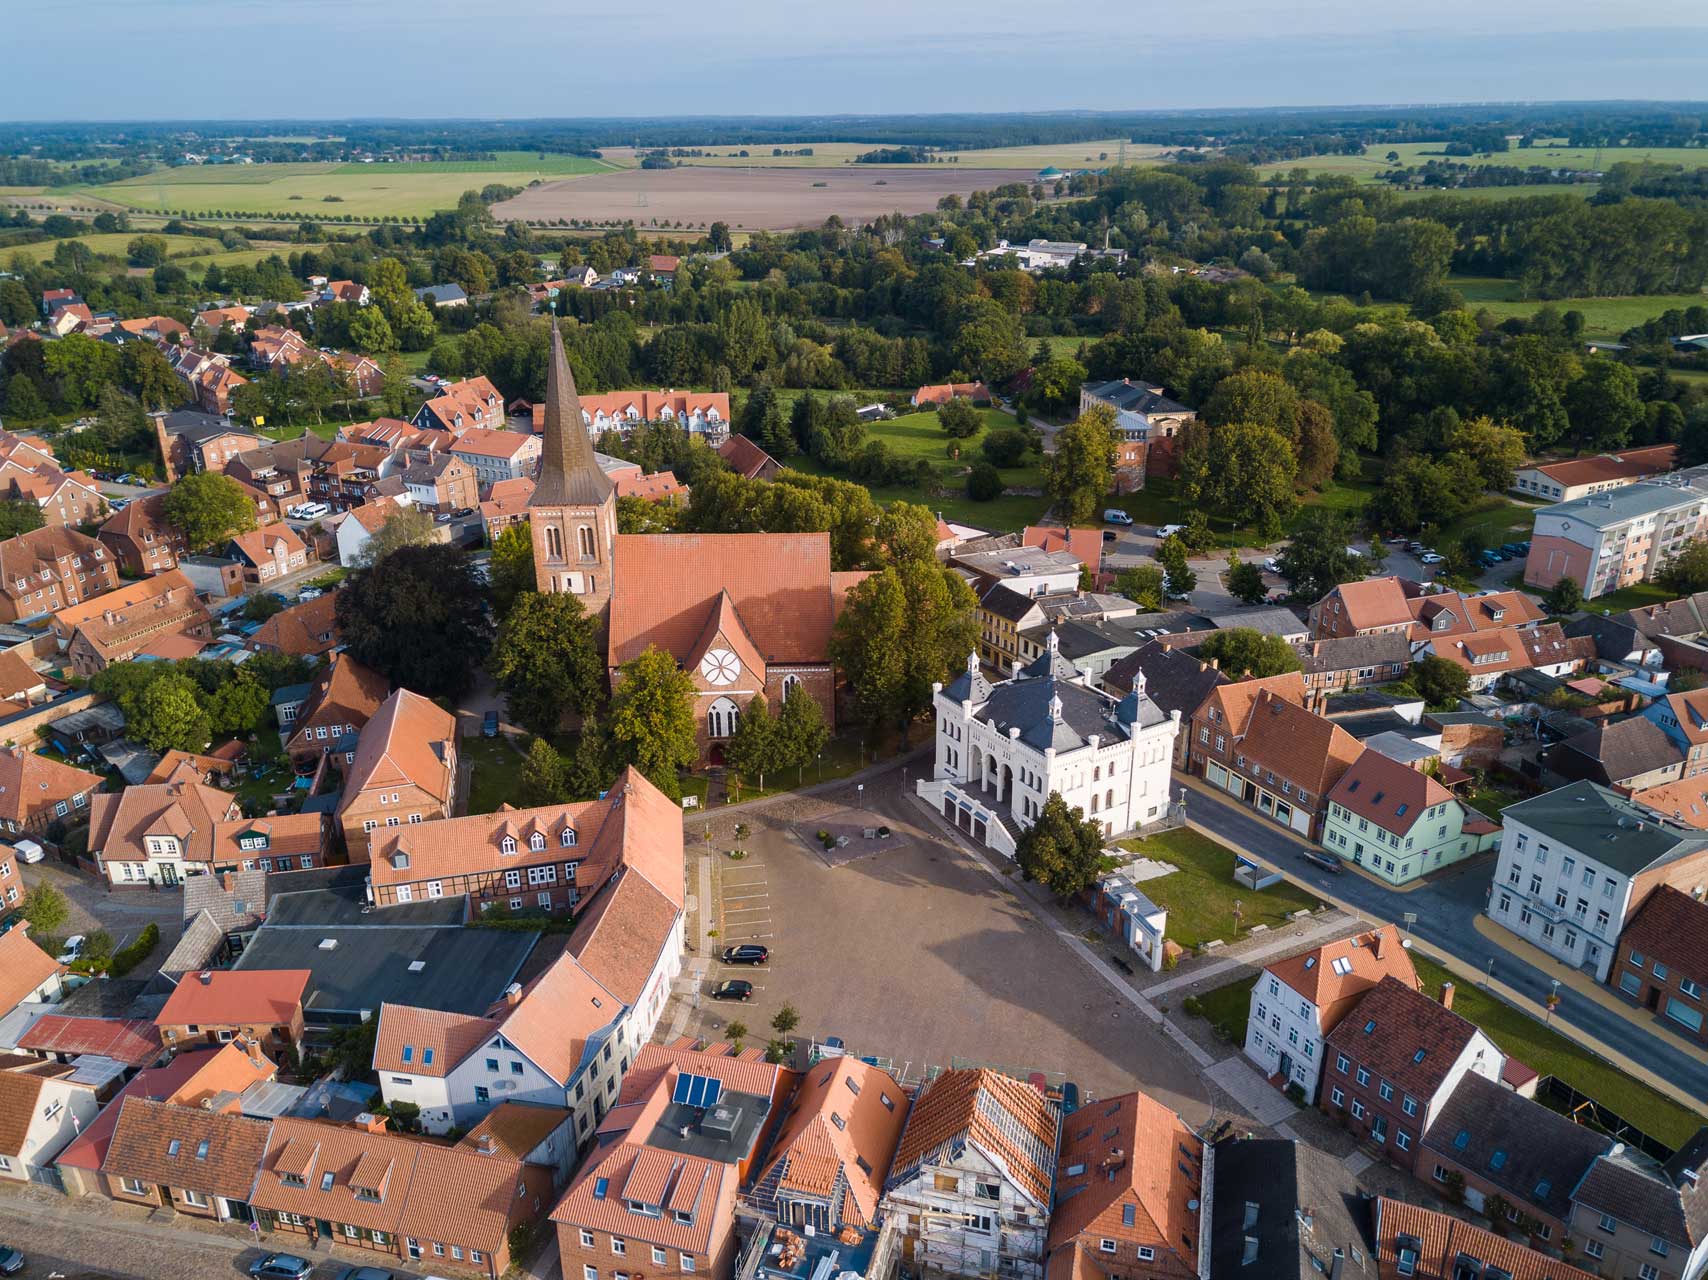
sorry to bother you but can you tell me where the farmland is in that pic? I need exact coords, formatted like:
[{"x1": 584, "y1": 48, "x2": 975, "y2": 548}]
[
  {"x1": 491, "y1": 165, "x2": 1034, "y2": 230},
  {"x1": 1261, "y1": 140, "x2": 1708, "y2": 184},
  {"x1": 596, "y1": 138, "x2": 1166, "y2": 171},
  {"x1": 1450, "y1": 275, "x2": 1708, "y2": 338},
  {"x1": 1, "y1": 231, "x2": 325, "y2": 271}
]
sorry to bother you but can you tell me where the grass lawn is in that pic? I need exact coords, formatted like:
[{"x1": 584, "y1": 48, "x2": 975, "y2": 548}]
[
  {"x1": 1188, "y1": 977, "x2": 1255, "y2": 1041},
  {"x1": 1449, "y1": 275, "x2": 1708, "y2": 340},
  {"x1": 783, "y1": 405, "x2": 1051, "y2": 532},
  {"x1": 1408, "y1": 954, "x2": 1705, "y2": 1148},
  {"x1": 1107, "y1": 472, "x2": 1377, "y2": 548},
  {"x1": 1116, "y1": 828, "x2": 1322, "y2": 949},
  {"x1": 1431, "y1": 493, "x2": 1544, "y2": 552},
  {"x1": 463, "y1": 735, "x2": 526, "y2": 815},
  {"x1": 1463, "y1": 781, "x2": 1537, "y2": 821},
  {"x1": 701, "y1": 731, "x2": 879, "y2": 805},
  {"x1": 1582, "y1": 580, "x2": 1677, "y2": 614},
  {"x1": 1260, "y1": 141, "x2": 1708, "y2": 185}
]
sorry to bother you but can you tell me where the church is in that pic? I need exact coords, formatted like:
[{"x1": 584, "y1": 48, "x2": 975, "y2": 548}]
[{"x1": 528, "y1": 326, "x2": 853, "y2": 760}]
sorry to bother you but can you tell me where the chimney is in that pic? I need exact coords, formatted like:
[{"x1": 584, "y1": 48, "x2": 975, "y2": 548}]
[
  {"x1": 199, "y1": 970, "x2": 213, "y2": 985},
  {"x1": 475, "y1": 1133, "x2": 497, "y2": 1155},
  {"x1": 221, "y1": 871, "x2": 235, "y2": 893},
  {"x1": 353, "y1": 1111, "x2": 388, "y2": 1134},
  {"x1": 1208, "y1": 657, "x2": 1220, "y2": 671},
  {"x1": 1330, "y1": 1250, "x2": 1346, "y2": 1280},
  {"x1": 1439, "y1": 981, "x2": 1455, "y2": 1011},
  {"x1": 504, "y1": 982, "x2": 523, "y2": 1006},
  {"x1": 1372, "y1": 930, "x2": 1385, "y2": 960}
]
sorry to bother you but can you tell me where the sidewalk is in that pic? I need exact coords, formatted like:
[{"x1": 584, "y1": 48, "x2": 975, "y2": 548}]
[
  {"x1": 680, "y1": 745, "x2": 931, "y2": 826},
  {"x1": 1142, "y1": 912, "x2": 1358, "y2": 997}
]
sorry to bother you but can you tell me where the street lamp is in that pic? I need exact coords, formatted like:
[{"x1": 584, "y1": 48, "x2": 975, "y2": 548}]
[{"x1": 1546, "y1": 978, "x2": 1561, "y2": 1025}]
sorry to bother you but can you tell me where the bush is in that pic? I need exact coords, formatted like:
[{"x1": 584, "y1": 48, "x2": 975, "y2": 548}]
[
  {"x1": 981, "y1": 428, "x2": 1031, "y2": 468},
  {"x1": 966, "y1": 462, "x2": 1004, "y2": 501},
  {"x1": 109, "y1": 922, "x2": 160, "y2": 977}
]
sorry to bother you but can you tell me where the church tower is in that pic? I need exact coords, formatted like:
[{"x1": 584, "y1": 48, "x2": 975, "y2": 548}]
[{"x1": 528, "y1": 323, "x2": 616, "y2": 617}]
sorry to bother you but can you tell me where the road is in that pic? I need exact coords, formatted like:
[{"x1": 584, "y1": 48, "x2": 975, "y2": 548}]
[{"x1": 1179, "y1": 780, "x2": 1708, "y2": 1103}]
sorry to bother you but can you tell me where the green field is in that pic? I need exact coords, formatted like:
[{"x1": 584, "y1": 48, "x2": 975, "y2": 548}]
[
  {"x1": 1, "y1": 231, "x2": 325, "y2": 270},
  {"x1": 596, "y1": 139, "x2": 1164, "y2": 171},
  {"x1": 80, "y1": 155, "x2": 618, "y2": 219},
  {"x1": 1392, "y1": 183, "x2": 1600, "y2": 203},
  {"x1": 783, "y1": 406, "x2": 1051, "y2": 531},
  {"x1": 1449, "y1": 275, "x2": 1708, "y2": 338},
  {"x1": 1262, "y1": 140, "x2": 1708, "y2": 184},
  {"x1": 1116, "y1": 828, "x2": 1322, "y2": 949}
]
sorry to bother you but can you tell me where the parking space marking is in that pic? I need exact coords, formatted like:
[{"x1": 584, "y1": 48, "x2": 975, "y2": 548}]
[
  {"x1": 724, "y1": 906, "x2": 772, "y2": 917},
  {"x1": 723, "y1": 891, "x2": 770, "y2": 901}
]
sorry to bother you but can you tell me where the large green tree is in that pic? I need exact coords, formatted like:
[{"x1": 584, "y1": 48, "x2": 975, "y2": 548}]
[
  {"x1": 1016, "y1": 793, "x2": 1107, "y2": 898},
  {"x1": 1197, "y1": 628, "x2": 1303, "y2": 679},
  {"x1": 1276, "y1": 509, "x2": 1362, "y2": 602},
  {"x1": 488, "y1": 592, "x2": 606, "y2": 736},
  {"x1": 1225, "y1": 554, "x2": 1268, "y2": 605},
  {"x1": 608, "y1": 645, "x2": 699, "y2": 801},
  {"x1": 488, "y1": 523, "x2": 536, "y2": 616},
  {"x1": 336, "y1": 544, "x2": 492, "y2": 698},
  {"x1": 1180, "y1": 420, "x2": 1298, "y2": 535},
  {"x1": 132, "y1": 673, "x2": 213, "y2": 753},
  {"x1": 161, "y1": 473, "x2": 257, "y2": 552},
  {"x1": 1409, "y1": 655, "x2": 1471, "y2": 710},
  {"x1": 354, "y1": 504, "x2": 436, "y2": 568},
  {"x1": 831, "y1": 561, "x2": 979, "y2": 736},
  {"x1": 1043, "y1": 405, "x2": 1114, "y2": 525},
  {"x1": 773, "y1": 682, "x2": 831, "y2": 780},
  {"x1": 724, "y1": 692, "x2": 780, "y2": 791}
]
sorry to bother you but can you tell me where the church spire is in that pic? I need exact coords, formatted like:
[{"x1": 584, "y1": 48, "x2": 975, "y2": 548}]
[{"x1": 531, "y1": 321, "x2": 613, "y2": 508}]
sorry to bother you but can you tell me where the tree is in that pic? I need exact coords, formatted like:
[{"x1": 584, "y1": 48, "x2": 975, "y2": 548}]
[
  {"x1": 489, "y1": 592, "x2": 606, "y2": 735},
  {"x1": 1025, "y1": 357, "x2": 1086, "y2": 417},
  {"x1": 1197, "y1": 628, "x2": 1303, "y2": 678},
  {"x1": 489, "y1": 523, "x2": 536, "y2": 615},
  {"x1": 981, "y1": 428, "x2": 1031, "y2": 468},
  {"x1": 1661, "y1": 539, "x2": 1708, "y2": 595},
  {"x1": 1409, "y1": 655, "x2": 1471, "y2": 710},
  {"x1": 337, "y1": 544, "x2": 492, "y2": 698},
  {"x1": 205, "y1": 678, "x2": 269, "y2": 737},
  {"x1": 608, "y1": 645, "x2": 699, "y2": 801},
  {"x1": 354, "y1": 504, "x2": 437, "y2": 567},
  {"x1": 564, "y1": 715, "x2": 615, "y2": 801},
  {"x1": 831, "y1": 563, "x2": 979, "y2": 736},
  {"x1": 1180, "y1": 420, "x2": 1297, "y2": 535},
  {"x1": 119, "y1": 342, "x2": 179, "y2": 410},
  {"x1": 347, "y1": 306, "x2": 397, "y2": 355},
  {"x1": 1566, "y1": 360, "x2": 1646, "y2": 452},
  {"x1": 1226, "y1": 554, "x2": 1268, "y2": 605},
  {"x1": 937, "y1": 397, "x2": 982, "y2": 440},
  {"x1": 773, "y1": 682, "x2": 830, "y2": 779},
  {"x1": 1156, "y1": 537, "x2": 1196, "y2": 596},
  {"x1": 161, "y1": 473, "x2": 257, "y2": 551},
  {"x1": 707, "y1": 221, "x2": 733, "y2": 253},
  {"x1": 951, "y1": 296, "x2": 1028, "y2": 383},
  {"x1": 724, "y1": 693, "x2": 779, "y2": 791},
  {"x1": 1044, "y1": 405, "x2": 1115, "y2": 525},
  {"x1": 1115, "y1": 565, "x2": 1166, "y2": 610},
  {"x1": 1445, "y1": 416, "x2": 1526, "y2": 492},
  {"x1": 3, "y1": 375, "x2": 47, "y2": 421},
  {"x1": 133, "y1": 673, "x2": 213, "y2": 753},
  {"x1": 1542, "y1": 577, "x2": 1583, "y2": 616},
  {"x1": 771, "y1": 1003, "x2": 800, "y2": 1036},
  {"x1": 966, "y1": 462, "x2": 1003, "y2": 501},
  {"x1": 1276, "y1": 509, "x2": 1361, "y2": 602},
  {"x1": 0, "y1": 500, "x2": 43, "y2": 541},
  {"x1": 1015, "y1": 793, "x2": 1106, "y2": 898},
  {"x1": 519, "y1": 738, "x2": 570, "y2": 807},
  {"x1": 19, "y1": 882, "x2": 68, "y2": 937}
]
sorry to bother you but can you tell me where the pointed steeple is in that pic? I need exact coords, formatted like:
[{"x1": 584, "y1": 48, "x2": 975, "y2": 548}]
[{"x1": 531, "y1": 321, "x2": 613, "y2": 508}]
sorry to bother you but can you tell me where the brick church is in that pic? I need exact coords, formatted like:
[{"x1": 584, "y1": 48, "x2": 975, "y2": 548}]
[{"x1": 529, "y1": 326, "x2": 856, "y2": 759}]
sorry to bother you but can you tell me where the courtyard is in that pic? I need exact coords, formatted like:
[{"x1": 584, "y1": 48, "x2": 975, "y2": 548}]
[{"x1": 687, "y1": 776, "x2": 1215, "y2": 1126}]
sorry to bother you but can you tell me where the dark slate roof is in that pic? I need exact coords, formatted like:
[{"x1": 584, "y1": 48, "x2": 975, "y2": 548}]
[
  {"x1": 943, "y1": 656, "x2": 993, "y2": 705},
  {"x1": 156, "y1": 408, "x2": 230, "y2": 437},
  {"x1": 1420, "y1": 1073, "x2": 1608, "y2": 1223},
  {"x1": 413, "y1": 283, "x2": 468, "y2": 304},
  {"x1": 181, "y1": 867, "x2": 269, "y2": 933},
  {"x1": 1022, "y1": 619, "x2": 1143, "y2": 663},
  {"x1": 1564, "y1": 613, "x2": 1650, "y2": 661},
  {"x1": 1103, "y1": 639, "x2": 1227, "y2": 718},
  {"x1": 1209, "y1": 1138, "x2": 1375, "y2": 1280},
  {"x1": 179, "y1": 419, "x2": 260, "y2": 447},
  {"x1": 1085, "y1": 379, "x2": 1192, "y2": 417},
  {"x1": 1574, "y1": 1141, "x2": 1708, "y2": 1246},
  {"x1": 1299, "y1": 632, "x2": 1413, "y2": 675},
  {"x1": 980, "y1": 582, "x2": 1042, "y2": 623},
  {"x1": 1503, "y1": 780, "x2": 1708, "y2": 878},
  {"x1": 1548, "y1": 716, "x2": 1683, "y2": 787},
  {"x1": 1017, "y1": 639, "x2": 1082, "y2": 681},
  {"x1": 1332, "y1": 709, "x2": 1432, "y2": 743},
  {"x1": 1623, "y1": 594, "x2": 1708, "y2": 642},
  {"x1": 974, "y1": 675, "x2": 1164, "y2": 752},
  {"x1": 1324, "y1": 690, "x2": 1424, "y2": 716}
]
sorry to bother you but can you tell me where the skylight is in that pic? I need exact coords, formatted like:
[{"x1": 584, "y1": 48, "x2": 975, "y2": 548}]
[
  {"x1": 1453, "y1": 1130, "x2": 1470, "y2": 1150},
  {"x1": 401, "y1": 1046, "x2": 413, "y2": 1063},
  {"x1": 1490, "y1": 1151, "x2": 1508, "y2": 1170},
  {"x1": 1331, "y1": 957, "x2": 1353, "y2": 976},
  {"x1": 594, "y1": 1177, "x2": 609, "y2": 1200},
  {"x1": 1413, "y1": 1049, "x2": 1427, "y2": 1063},
  {"x1": 1363, "y1": 1019, "x2": 1376, "y2": 1034}
]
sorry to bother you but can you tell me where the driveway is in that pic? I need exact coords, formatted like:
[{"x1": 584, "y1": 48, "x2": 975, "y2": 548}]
[
  {"x1": 688, "y1": 776, "x2": 1216, "y2": 1125},
  {"x1": 20, "y1": 859, "x2": 182, "y2": 976},
  {"x1": 1180, "y1": 779, "x2": 1708, "y2": 1103}
]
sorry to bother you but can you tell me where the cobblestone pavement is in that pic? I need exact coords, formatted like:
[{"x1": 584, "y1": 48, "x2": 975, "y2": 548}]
[{"x1": 18, "y1": 859, "x2": 183, "y2": 977}]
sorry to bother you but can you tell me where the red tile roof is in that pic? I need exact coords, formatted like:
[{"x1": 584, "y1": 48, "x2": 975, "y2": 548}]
[
  {"x1": 717, "y1": 434, "x2": 777, "y2": 479},
  {"x1": 757, "y1": 1057, "x2": 906, "y2": 1228},
  {"x1": 1619, "y1": 885, "x2": 1708, "y2": 982},
  {"x1": 890, "y1": 1067, "x2": 1059, "y2": 1205},
  {"x1": 18, "y1": 1015, "x2": 161, "y2": 1066},
  {"x1": 0, "y1": 925, "x2": 62, "y2": 1017},
  {"x1": 101, "y1": 1095, "x2": 273, "y2": 1198},
  {"x1": 1375, "y1": 1197, "x2": 1600, "y2": 1280},
  {"x1": 156, "y1": 969, "x2": 310, "y2": 1029},
  {"x1": 1323, "y1": 577, "x2": 1411, "y2": 632},
  {"x1": 608, "y1": 533, "x2": 837, "y2": 667},
  {"x1": 1024, "y1": 526, "x2": 1102, "y2": 569},
  {"x1": 1264, "y1": 924, "x2": 1420, "y2": 1034},
  {"x1": 1525, "y1": 445, "x2": 1677, "y2": 490},
  {"x1": 0, "y1": 743, "x2": 102, "y2": 827},
  {"x1": 1328, "y1": 749, "x2": 1455, "y2": 837},
  {"x1": 1325, "y1": 975, "x2": 1492, "y2": 1103}
]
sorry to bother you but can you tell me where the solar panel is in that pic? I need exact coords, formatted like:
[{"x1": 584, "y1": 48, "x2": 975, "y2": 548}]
[
  {"x1": 704, "y1": 1078, "x2": 724, "y2": 1106},
  {"x1": 674, "y1": 1073, "x2": 725, "y2": 1109},
  {"x1": 672, "y1": 1075, "x2": 694, "y2": 1105}
]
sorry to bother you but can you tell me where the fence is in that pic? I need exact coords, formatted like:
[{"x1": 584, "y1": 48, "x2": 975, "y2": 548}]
[{"x1": 1535, "y1": 1074, "x2": 1675, "y2": 1163}]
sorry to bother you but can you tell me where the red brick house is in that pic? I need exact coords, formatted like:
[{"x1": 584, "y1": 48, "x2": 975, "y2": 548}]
[
  {"x1": 98, "y1": 495, "x2": 189, "y2": 577},
  {"x1": 155, "y1": 968, "x2": 311, "y2": 1058},
  {"x1": 1610, "y1": 884, "x2": 1708, "y2": 1044},
  {"x1": 0, "y1": 744, "x2": 103, "y2": 836},
  {"x1": 1195, "y1": 681, "x2": 1361, "y2": 840},
  {"x1": 283, "y1": 654, "x2": 390, "y2": 765},
  {"x1": 0, "y1": 525, "x2": 119, "y2": 622},
  {"x1": 226, "y1": 522, "x2": 309, "y2": 585}
]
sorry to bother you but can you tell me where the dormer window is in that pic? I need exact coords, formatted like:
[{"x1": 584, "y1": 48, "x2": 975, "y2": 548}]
[
  {"x1": 562, "y1": 829, "x2": 577, "y2": 847},
  {"x1": 627, "y1": 1200, "x2": 660, "y2": 1217},
  {"x1": 673, "y1": 1210, "x2": 694, "y2": 1225},
  {"x1": 530, "y1": 833, "x2": 545, "y2": 851},
  {"x1": 393, "y1": 852, "x2": 410, "y2": 870},
  {"x1": 500, "y1": 836, "x2": 517, "y2": 855}
]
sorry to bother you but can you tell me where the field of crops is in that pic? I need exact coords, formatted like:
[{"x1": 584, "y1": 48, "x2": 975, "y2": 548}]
[
  {"x1": 1, "y1": 231, "x2": 323, "y2": 269},
  {"x1": 1262, "y1": 140, "x2": 1708, "y2": 184},
  {"x1": 1450, "y1": 275, "x2": 1708, "y2": 338}
]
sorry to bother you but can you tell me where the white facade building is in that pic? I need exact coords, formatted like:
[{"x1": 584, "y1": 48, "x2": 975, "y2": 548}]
[
  {"x1": 918, "y1": 637, "x2": 1179, "y2": 857},
  {"x1": 1487, "y1": 780, "x2": 1708, "y2": 983}
]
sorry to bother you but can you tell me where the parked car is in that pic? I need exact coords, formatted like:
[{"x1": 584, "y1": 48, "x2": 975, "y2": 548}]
[
  {"x1": 721, "y1": 944, "x2": 770, "y2": 965},
  {"x1": 1102, "y1": 509, "x2": 1133, "y2": 526},
  {"x1": 57, "y1": 934, "x2": 86, "y2": 964},
  {"x1": 1156, "y1": 523, "x2": 1185, "y2": 539},
  {"x1": 1299, "y1": 850, "x2": 1344, "y2": 874},
  {"x1": 450, "y1": 507, "x2": 475, "y2": 519},
  {"x1": 482, "y1": 710, "x2": 500, "y2": 738},
  {"x1": 1419, "y1": 551, "x2": 1445, "y2": 565},
  {"x1": 1102, "y1": 529, "x2": 1118, "y2": 542},
  {"x1": 711, "y1": 979, "x2": 754, "y2": 1001},
  {"x1": 297, "y1": 586, "x2": 323, "y2": 601},
  {"x1": 1262, "y1": 557, "x2": 1280, "y2": 573},
  {"x1": 1480, "y1": 550, "x2": 1504, "y2": 568},
  {"x1": 337, "y1": 1268, "x2": 395, "y2": 1280},
  {"x1": 0, "y1": 913, "x2": 21, "y2": 937},
  {"x1": 1407, "y1": 541, "x2": 1425, "y2": 554},
  {"x1": 286, "y1": 501, "x2": 331, "y2": 520},
  {"x1": 250, "y1": 1256, "x2": 314, "y2": 1280},
  {"x1": 1500, "y1": 542, "x2": 1525, "y2": 557},
  {"x1": 12, "y1": 839, "x2": 44, "y2": 864},
  {"x1": 0, "y1": 1246, "x2": 22, "y2": 1276},
  {"x1": 1516, "y1": 540, "x2": 1531, "y2": 555}
]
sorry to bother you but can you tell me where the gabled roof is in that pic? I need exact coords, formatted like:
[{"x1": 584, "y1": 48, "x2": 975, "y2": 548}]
[
  {"x1": 1232, "y1": 690, "x2": 1363, "y2": 798},
  {"x1": 1328, "y1": 749, "x2": 1454, "y2": 837},
  {"x1": 156, "y1": 969, "x2": 311, "y2": 1029},
  {"x1": 1628, "y1": 777, "x2": 1708, "y2": 829},
  {"x1": 1661, "y1": 687, "x2": 1708, "y2": 746},
  {"x1": 0, "y1": 744, "x2": 103, "y2": 825},
  {"x1": 293, "y1": 653, "x2": 389, "y2": 734},
  {"x1": 717, "y1": 434, "x2": 778, "y2": 480},
  {"x1": 1524, "y1": 445, "x2": 1677, "y2": 489},
  {"x1": 0, "y1": 1070, "x2": 49, "y2": 1157},
  {"x1": 492, "y1": 951, "x2": 623, "y2": 1085},
  {"x1": 336, "y1": 688, "x2": 456, "y2": 811},
  {"x1": 1297, "y1": 632, "x2": 1413, "y2": 675},
  {"x1": 1322, "y1": 578, "x2": 1412, "y2": 632},
  {"x1": 0, "y1": 925, "x2": 61, "y2": 1018},
  {"x1": 372, "y1": 1003, "x2": 494, "y2": 1078},
  {"x1": 887, "y1": 1067, "x2": 1059, "y2": 1206},
  {"x1": 1198, "y1": 670, "x2": 1306, "y2": 733},
  {"x1": 1208, "y1": 1138, "x2": 1374, "y2": 1280},
  {"x1": 86, "y1": 769, "x2": 238, "y2": 866},
  {"x1": 1325, "y1": 976, "x2": 1493, "y2": 1103},
  {"x1": 758, "y1": 1057, "x2": 907, "y2": 1228},
  {"x1": 1265, "y1": 925, "x2": 1419, "y2": 1033},
  {"x1": 1619, "y1": 885, "x2": 1708, "y2": 979},
  {"x1": 1374, "y1": 1198, "x2": 1600, "y2": 1280},
  {"x1": 1503, "y1": 780, "x2": 1708, "y2": 878},
  {"x1": 101, "y1": 1095, "x2": 273, "y2": 1198},
  {"x1": 1551, "y1": 716, "x2": 1683, "y2": 786},
  {"x1": 687, "y1": 590, "x2": 768, "y2": 690},
  {"x1": 227, "y1": 521, "x2": 305, "y2": 568},
  {"x1": 608, "y1": 533, "x2": 836, "y2": 667},
  {"x1": 17, "y1": 1014, "x2": 160, "y2": 1066},
  {"x1": 1046, "y1": 1090, "x2": 1201, "y2": 1264}
]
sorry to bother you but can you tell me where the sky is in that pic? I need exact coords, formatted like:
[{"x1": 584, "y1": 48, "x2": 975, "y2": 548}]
[{"x1": 7, "y1": 0, "x2": 1708, "y2": 120}]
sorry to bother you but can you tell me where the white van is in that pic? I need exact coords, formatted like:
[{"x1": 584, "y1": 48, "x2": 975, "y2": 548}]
[
  {"x1": 287, "y1": 501, "x2": 331, "y2": 520},
  {"x1": 1103, "y1": 509, "x2": 1134, "y2": 526},
  {"x1": 12, "y1": 839, "x2": 44, "y2": 864}
]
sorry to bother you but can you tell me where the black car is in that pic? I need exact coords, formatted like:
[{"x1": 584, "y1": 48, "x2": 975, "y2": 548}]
[
  {"x1": 250, "y1": 1255, "x2": 314, "y2": 1280},
  {"x1": 722, "y1": 944, "x2": 770, "y2": 965},
  {"x1": 1102, "y1": 529, "x2": 1118, "y2": 542},
  {"x1": 711, "y1": 979, "x2": 754, "y2": 1001},
  {"x1": 1299, "y1": 850, "x2": 1344, "y2": 874}
]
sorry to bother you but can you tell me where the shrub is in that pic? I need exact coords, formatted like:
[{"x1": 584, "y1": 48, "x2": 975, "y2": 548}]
[
  {"x1": 966, "y1": 462, "x2": 1004, "y2": 502},
  {"x1": 109, "y1": 923, "x2": 160, "y2": 977}
]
